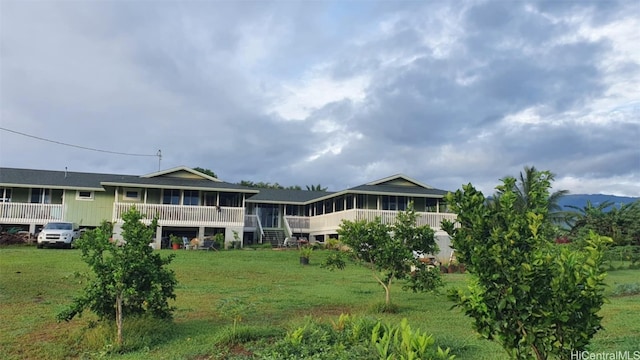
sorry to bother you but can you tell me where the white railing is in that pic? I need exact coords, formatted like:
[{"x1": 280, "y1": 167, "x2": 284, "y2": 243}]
[
  {"x1": 113, "y1": 203, "x2": 244, "y2": 226},
  {"x1": 309, "y1": 209, "x2": 457, "y2": 232},
  {"x1": 244, "y1": 214, "x2": 265, "y2": 237},
  {"x1": 284, "y1": 216, "x2": 310, "y2": 230},
  {"x1": 0, "y1": 203, "x2": 64, "y2": 223}
]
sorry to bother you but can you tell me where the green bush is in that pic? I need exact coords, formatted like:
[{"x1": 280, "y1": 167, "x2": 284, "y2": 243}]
[
  {"x1": 611, "y1": 283, "x2": 640, "y2": 297},
  {"x1": 260, "y1": 314, "x2": 454, "y2": 360}
]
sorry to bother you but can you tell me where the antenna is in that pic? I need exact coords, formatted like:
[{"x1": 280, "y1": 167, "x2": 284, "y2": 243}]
[{"x1": 157, "y1": 150, "x2": 162, "y2": 171}]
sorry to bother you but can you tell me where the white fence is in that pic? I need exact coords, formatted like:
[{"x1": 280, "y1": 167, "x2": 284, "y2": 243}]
[
  {"x1": 0, "y1": 203, "x2": 64, "y2": 224},
  {"x1": 113, "y1": 203, "x2": 244, "y2": 226},
  {"x1": 301, "y1": 209, "x2": 457, "y2": 233}
]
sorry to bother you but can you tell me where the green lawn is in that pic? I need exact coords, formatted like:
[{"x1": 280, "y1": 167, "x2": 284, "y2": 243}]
[{"x1": 1, "y1": 246, "x2": 638, "y2": 359}]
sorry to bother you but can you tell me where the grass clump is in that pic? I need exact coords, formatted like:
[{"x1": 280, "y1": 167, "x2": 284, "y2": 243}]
[
  {"x1": 260, "y1": 314, "x2": 454, "y2": 359},
  {"x1": 611, "y1": 283, "x2": 640, "y2": 297},
  {"x1": 74, "y1": 315, "x2": 174, "y2": 355}
]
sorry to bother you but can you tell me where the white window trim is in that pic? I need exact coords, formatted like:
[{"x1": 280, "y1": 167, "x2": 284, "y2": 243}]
[
  {"x1": 75, "y1": 190, "x2": 95, "y2": 201},
  {"x1": 123, "y1": 188, "x2": 141, "y2": 201}
]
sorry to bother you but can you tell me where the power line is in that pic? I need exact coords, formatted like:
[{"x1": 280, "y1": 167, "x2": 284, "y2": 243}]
[{"x1": 0, "y1": 126, "x2": 159, "y2": 157}]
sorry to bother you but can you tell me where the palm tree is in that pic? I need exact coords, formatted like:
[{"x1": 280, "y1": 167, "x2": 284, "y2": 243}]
[
  {"x1": 306, "y1": 184, "x2": 328, "y2": 192},
  {"x1": 494, "y1": 166, "x2": 569, "y2": 224}
]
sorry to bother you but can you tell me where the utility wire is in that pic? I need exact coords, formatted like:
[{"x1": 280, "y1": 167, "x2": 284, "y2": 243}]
[{"x1": 0, "y1": 126, "x2": 158, "y2": 157}]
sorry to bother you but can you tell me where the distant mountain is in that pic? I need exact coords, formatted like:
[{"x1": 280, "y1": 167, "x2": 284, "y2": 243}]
[{"x1": 558, "y1": 194, "x2": 639, "y2": 210}]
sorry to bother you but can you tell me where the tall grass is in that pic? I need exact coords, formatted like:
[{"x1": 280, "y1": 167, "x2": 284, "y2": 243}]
[{"x1": 1, "y1": 247, "x2": 639, "y2": 359}]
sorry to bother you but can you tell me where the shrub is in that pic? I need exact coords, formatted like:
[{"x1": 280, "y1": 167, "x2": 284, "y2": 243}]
[
  {"x1": 260, "y1": 314, "x2": 454, "y2": 360},
  {"x1": 611, "y1": 283, "x2": 640, "y2": 297}
]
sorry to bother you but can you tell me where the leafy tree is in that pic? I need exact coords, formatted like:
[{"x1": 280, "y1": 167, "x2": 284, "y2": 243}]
[
  {"x1": 442, "y1": 170, "x2": 610, "y2": 360},
  {"x1": 306, "y1": 184, "x2": 328, "y2": 191},
  {"x1": 238, "y1": 180, "x2": 301, "y2": 190},
  {"x1": 193, "y1": 167, "x2": 218, "y2": 178},
  {"x1": 566, "y1": 200, "x2": 640, "y2": 246},
  {"x1": 57, "y1": 208, "x2": 177, "y2": 346},
  {"x1": 336, "y1": 203, "x2": 442, "y2": 306},
  {"x1": 493, "y1": 165, "x2": 569, "y2": 228}
]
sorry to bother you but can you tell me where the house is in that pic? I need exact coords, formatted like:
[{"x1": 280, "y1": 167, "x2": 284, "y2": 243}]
[{"x1": 0, "y1": 166, "x2": 456, "y2": 258}]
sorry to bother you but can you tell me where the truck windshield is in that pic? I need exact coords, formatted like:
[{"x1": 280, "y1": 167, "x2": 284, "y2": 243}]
[{"x1": 44, "y1": 223, "x2": 73, "y2": 230}]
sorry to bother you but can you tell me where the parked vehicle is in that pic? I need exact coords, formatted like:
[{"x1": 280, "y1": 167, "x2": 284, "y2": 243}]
[{"x1": 37, "y1": 222, "x2": 80, "y2": 249}]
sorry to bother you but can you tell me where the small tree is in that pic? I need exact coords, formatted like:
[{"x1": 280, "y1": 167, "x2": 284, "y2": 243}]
[
  {"x1": 442, "y1": 170, "x2": 610, "y2": 360},
  {"x1": 336, "y1": 203, "x2": 442, "y2": 306},
  {"x1": 57, "y1": 208, "x2": 177, "y2": 346}
]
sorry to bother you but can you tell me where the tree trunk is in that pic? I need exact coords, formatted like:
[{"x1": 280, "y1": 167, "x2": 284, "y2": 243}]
[{"x1": 116, "y1": 293, "x2": 123, "y2": 346}]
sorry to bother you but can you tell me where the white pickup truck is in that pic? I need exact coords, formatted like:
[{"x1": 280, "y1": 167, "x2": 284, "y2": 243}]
[{"x1": 37, "y1": 222, "x2": 80, "y2": 249}]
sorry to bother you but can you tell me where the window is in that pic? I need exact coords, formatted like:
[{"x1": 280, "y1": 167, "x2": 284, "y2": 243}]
[
  {"x1": 123, "y1": 188, "x2": 141, "y2": 201},
  {"x1": 346, "y1": 194, "x2": 354, "y2": 210},
  {"x1": 0, "y1": 188, "x2": 11, "y2": 202},
  {"x1": 183, "y1": 190, "x2": 199, "y2": 206},
  {"x1": 324, "y1": 199, "x2": 334, "y2": 214},
  {"x1": 335, "y1": 196, "x2": 345, "y2": 212},
  {"x1": 356, "y1": 194, "x2": 367, "y2": 209},
  {"x1": 30, "y1": 188, "x2": 51, "y2": 204},
  {"x1": 204, "y1": 192, "x2": 217, "y2": 206},
  {"x1": 76, "y1": 190, "x2": 94, "y2": 200},
  {"x1": 219, "y1": 192, "x2": 241, "y2": 207},
  {"x1": 163, "y1": 189, "x2": 180, "y2": 205},
  {"x1": 382, "y1": 196, "x2": 408, "y2": 211}
]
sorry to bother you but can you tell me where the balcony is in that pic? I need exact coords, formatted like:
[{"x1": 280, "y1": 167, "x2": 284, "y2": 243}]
[
  {"x1": 0, "y1": 203, "x2": 64, "y2": 224},
  {"x1": 113, "y1": 203, "x2": 245, "y2": 227},
  {"x1": 286, "y1": 209, "x2": 457, "y2": 234}
]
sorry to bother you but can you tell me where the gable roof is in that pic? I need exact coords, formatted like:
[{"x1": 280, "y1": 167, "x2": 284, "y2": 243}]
[
  {"x1": 141, "y1": 166, "x2": 221, "y2": 182},
  {"x1": 0, "y1": 167, "x2": 133, "y2": 191},
  {"x1": 0, "y1": 167, "x2": 257, "y2": 193},
  {"x1": 366, "y1": 174, "x2": 435, "y2": 189},
  {"x1": 246, "y1": 174, "x2": 449, "y2": 204}
]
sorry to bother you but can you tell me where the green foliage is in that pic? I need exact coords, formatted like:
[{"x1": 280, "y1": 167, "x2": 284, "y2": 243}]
[
  {"x1": 170, "y1": 234, "x2": 182, "y2": 245},
  {"x1": 337, "y1": 203, "x2": 442, "y2": 305},
  {"x1": 443, "y1": 169, "x2": 611, "y2": 360},
  {"x1": 218, "y1": 297, "x2": 257, "y2": 343},
  {"x1": 299, "y1": 245, "x2": 313, "y2": 259},
  {"x1": 306, "y1": 184, "x2": 328, "y2": 191},
  {"x1": 610, "y1": 283, "x2": 640, "y2": 297},
  {"x1": 262, "y1": 314, "x2": 454, "y2": 360},
  {"x1": 237, "y1": 180, "x2": 301, "y2": 190},
  {"x1": 603, "y1": 245, "x2": 640, "y2": 269},
  {"x1": 371, "y1": 318, "x2": 455, "y2": 360},
  {"x1": 193, "y1": 167, "x2": 218, "y2": 178},
  {"x1": 566, "y1": 200, "x2": 640, "y2": 246},
  {"x1": 76, "y1": 315, "x2": 174, "y2": 355},
  {"x1": 57, "y1": 208, "x2": 177, "y2": 323},
  {"x1": 325, "y1": 238, "x2": 342, "y2": 250},
  {"x1": 322, "y1": 251, "x2": 348, "y2": 270},
  {"x1": 213, "y1": 233, "x2": 225, "y2": 249}
]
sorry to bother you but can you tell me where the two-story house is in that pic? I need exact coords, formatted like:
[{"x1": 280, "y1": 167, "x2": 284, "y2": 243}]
[{"x1": 0, "y1": 166, "x2": 456, "y2": 258}]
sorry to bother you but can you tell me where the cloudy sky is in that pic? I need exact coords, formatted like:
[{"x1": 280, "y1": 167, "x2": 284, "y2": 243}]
[{"x1": 1, "y1": 1, "x2": 639, "y2": 197}]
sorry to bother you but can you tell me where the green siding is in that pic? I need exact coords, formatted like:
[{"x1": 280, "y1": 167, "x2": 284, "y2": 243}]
[{"x1": 64, "y1": 188, "x2": 115, "y2": 227}]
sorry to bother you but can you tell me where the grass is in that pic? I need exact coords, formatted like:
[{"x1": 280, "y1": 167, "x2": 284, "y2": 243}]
[{"x1": 1, "y1": 246, "x2": 639, "y2": 359}]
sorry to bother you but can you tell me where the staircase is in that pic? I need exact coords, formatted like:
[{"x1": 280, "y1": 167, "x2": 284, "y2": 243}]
[{"x1": 263, "y1": 229, "x2": 286, "y2": 247}]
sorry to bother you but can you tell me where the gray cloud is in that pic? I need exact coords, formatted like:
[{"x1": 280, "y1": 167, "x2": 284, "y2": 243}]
[{"x1": 1, "y1": 0, "x2": 638, "y2": 196}]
